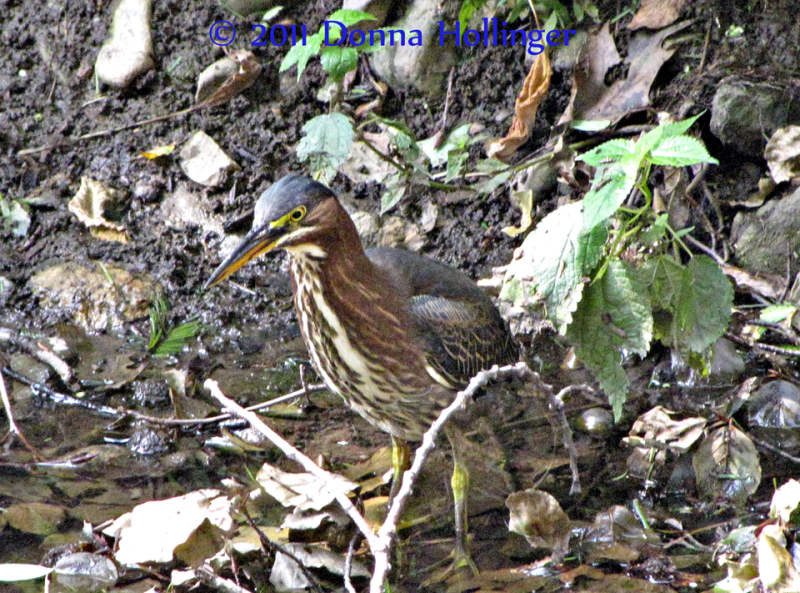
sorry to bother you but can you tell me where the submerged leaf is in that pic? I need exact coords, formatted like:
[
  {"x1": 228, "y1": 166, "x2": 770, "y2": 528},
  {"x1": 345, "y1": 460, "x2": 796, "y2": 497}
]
[{"x1": 693, "y1": 425, "x2": 761, "y2": 504}]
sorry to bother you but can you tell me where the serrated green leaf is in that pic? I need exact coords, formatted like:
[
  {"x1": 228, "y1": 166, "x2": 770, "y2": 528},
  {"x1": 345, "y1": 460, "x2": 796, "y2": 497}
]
[
  {"x1": 279, "y1": 31, "x2": 323, "y2": 80},
  {"x1": 673, "y1": 255, "x2": 733, "y2": 352},
  {"x1": 658, "y1": 113, "x2": 703, "y2": 140},
  {"x1": 568, "y1": 260, "x2": 653, "y2": 420},
  {"x1": 501, "y1": 201, "x2": 606, "y2": 332},
  {"x1": 577, "y1": 138, "x2": 637, "y2": 167},
  {"x1": 642, "y1": 254, "x2": 685, "y2": 311},
  {"x1": 649, "y1": 136, "x2": 719, "y2": 166},
  {"x1": 297, "y1": 113, "x2": 354, "y2": 182},
  {"x1": 445, "y1": 149, "x2": 469, "y2": 182},
  {"x1": 581, "y1": 159, "x2": 639, "y2": 230},
  {"x1": 320, "y1": 46, "x2": 358, "y2": 80},
  {"x1": 326, "y1": 9, "x2": 377, "y2": 29}
]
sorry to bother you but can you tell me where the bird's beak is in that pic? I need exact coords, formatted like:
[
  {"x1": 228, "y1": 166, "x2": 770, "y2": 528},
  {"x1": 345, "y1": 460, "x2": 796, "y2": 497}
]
[{"x1": 204, "y1": 225, "x2": 286, "y2": 289}]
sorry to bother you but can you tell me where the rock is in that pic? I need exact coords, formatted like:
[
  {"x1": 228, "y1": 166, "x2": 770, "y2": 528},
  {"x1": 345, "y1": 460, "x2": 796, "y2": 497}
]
[
  {"x1": 709, "y1": 77, "x2": 800, "y2": 158},
  {"x1": 95, "y1": 0, "x2": 154, "y2": 89},
  {"x1": 160, "y1": 183, "x2": 225, "y2": 235},
  {"x1": 179, "y1": 131, "x2": 240, "y2": 187},
  {"x1": 29, "y1": 261, "x2": 157, "y2": 331},
  {"x1": 369, "y1": 0, "x2": 456, "y2": 95},
  {"x1": 731, "y1": 186, "x2": 800, "y2": 276}
]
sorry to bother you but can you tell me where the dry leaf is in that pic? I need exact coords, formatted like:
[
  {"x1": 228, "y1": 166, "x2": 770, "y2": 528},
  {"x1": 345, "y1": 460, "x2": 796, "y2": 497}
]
[
  {"x1": 558, "y1": 24, "x2": 620, "y2": 125},
  {"x1": 68, "y1": 177, "x2": 129, "y2": 243},
  {"x1": 196, "y1": 49, "x2": 261, "y2": 109},
  {"x1": 560, "y1": 21, "x2": 691, "y2": 125},
  {"x1": 721, "y1": 264, "x2": 786, "y2": 300},
  {"x1": 140, "y1": 144, "x2": 175, "y2": 159},
  {"x1": 766, "y1": 126, "x2": 800, "y2": 184},
  {"x1": 487, "y1": 50, "x2": 552, "y2": 162},
  {"x1": 628, "y1": 0, "x2": 690, "y2": 30}
]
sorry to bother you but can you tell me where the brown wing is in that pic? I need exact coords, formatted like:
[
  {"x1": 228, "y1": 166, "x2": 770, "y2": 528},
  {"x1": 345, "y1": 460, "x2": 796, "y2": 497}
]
[{"x1": 366, "y1": 247, "x2": 518, "y2": 389}]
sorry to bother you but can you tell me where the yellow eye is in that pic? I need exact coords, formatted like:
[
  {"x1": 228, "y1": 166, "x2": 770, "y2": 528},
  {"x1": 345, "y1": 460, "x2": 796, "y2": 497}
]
[{"x1": 290, "y1": 207, "x2": 306, "y2": 222}]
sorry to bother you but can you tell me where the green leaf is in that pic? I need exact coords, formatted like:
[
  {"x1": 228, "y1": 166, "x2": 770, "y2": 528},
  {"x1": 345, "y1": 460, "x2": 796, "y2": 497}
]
[
  {"x1": 500, "y1": 201, "x2": 607, "y2": 332},
  {"x1": 760, "y1": 304, "x2": 797, "y2": 324},
  {"x1": 320, "y1": 46, "x2": 358, "y2": 80},
  {"x1": 581, "y1": 158, "x2": 639, "y2": 230},
  {"x1": 279, "y1": 31, "x2": 323, "y2": 80},
  {"x1": 658, "y1": 113, "x2": 703, "y2": 140},
  {"x1": 673, "y1": 255, "x2": 733, "y2": 352},
  {"x1": 567, "y1": 260, "x2": 653, "y2": 420},
  {"x1": 297, "y1": 113, "x2": 354, "y2": 182},
  {"x1": 475, "y1": 170, "x2": 512, "y2": 195},
  {"x1": 153, "y1": 320, "x2": 202, "y2": 357},
  {"x1": 577, "y1": 138, "x2": 637, "y2": 167},
  {"x1": 0, "y1": 564, "x2": 54, "y2": 582},
  {"x1": 649, "y1": 136, "x2": 719, "y2": 167},
  {"x1": 642, "y1": 254, "x2": 685, "y2": 311},
  {"x1": 445, "y1": 149, "x2": 469, "y2": 182},
  {"x1": 458, "y1": 0, "x2": 487, "y2": 32},
  {"x1": 475, "y1": 157, "x2": 509, "y2": 173},
  {"x1": 418, "y1": 124, "x2": 473, "y2": 167},
  {"x1": 327, "y1": 9, "x2": 377, "y2": 29},
  {"x1": 381, "y1": 172, "x2": 407, "y2": 213}
]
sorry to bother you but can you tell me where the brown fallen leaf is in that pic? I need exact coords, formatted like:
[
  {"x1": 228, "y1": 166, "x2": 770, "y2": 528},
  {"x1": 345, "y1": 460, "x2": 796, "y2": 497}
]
[
  {"x1": 560, "y1": 21, "x2": 692, "y2": 125},
  {"x1": 558, "y1": 23, "x2": 620, "y2": 125},
  {"x1": 68, "y1": 177, "x2": 129, "y2": 243},
  {"x1": 486, "y1": 50, "x2": 552, "y2": 162},
  {"x1": 196, "y1": 49, "x2": 262, "y2": 109},
  {"x1": 628, "y1": 0, "x2": 691, "y2": 30}
]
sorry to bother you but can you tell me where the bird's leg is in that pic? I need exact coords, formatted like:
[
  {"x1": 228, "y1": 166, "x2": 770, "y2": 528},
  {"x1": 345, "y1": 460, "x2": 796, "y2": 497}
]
[
  {"x1": 445, "y1": 424, "x2": 478, "y2": 576},
  {"x1": 388, "y1": 435, "x2": 411, "y2": 506}
]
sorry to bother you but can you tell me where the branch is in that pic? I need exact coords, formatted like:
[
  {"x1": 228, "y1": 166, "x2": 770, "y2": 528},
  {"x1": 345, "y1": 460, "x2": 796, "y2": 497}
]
[{"x1": 204, "y1": 379, "x2": 384, "y2": 556}]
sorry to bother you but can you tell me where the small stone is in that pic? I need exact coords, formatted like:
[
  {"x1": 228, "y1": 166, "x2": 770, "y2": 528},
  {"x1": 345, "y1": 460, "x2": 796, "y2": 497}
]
[
  {"x1": 179, "y1": 131, "x2": 240, "y2": 187},
  {"x1": 95, "y1": 0, "x2": 155, "y2": 89}
]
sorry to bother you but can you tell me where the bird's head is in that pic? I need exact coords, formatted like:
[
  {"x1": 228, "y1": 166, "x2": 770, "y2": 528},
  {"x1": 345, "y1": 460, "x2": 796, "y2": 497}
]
[{"x1": 205, "y1": 175, "x2": 339, "y2": 288}]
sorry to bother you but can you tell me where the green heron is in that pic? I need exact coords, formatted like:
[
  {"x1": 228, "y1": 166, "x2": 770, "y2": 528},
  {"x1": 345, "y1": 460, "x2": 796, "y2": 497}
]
[{"x1": 206, "y1": 174, "x2": 518, "y2": 572}]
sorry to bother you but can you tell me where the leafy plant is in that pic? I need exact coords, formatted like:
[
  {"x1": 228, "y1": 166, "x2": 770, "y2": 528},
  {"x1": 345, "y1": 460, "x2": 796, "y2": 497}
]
[
  {"x1": 148, "y1": 297, "x2": 201, "y2": 357},
  {"x1": 297, "y1": 111, "x2": 485, "y2": 210},
  {"x1": 280, "y1": 9, "x2": 376, "y2": 83},
  {"x1": 501, "y1": 115, "x2": 729, "y2": 419}
]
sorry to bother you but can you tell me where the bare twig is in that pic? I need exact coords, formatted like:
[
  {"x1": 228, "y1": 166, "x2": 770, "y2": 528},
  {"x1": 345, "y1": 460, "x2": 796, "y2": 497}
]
[
  {"x1": 371, "y1": 362, "x2": 537, "y2": 592},
  {"x1": 343, "y1": 533, "x2": 360, "y2": 593},
  {"x1": 0, "y1": 327, "x2": 74, "y2": 386},
  {"x1": 0, "y1": 369, "x2": 42, "y2": 459},
  {"x1": 243, "y1": 508, "x2": 323, "y2": 593},
  {"x1": 207, "y1": 364, "x2": 549, "y2": 593},
  {"x1": 550, "y1": 384, "x2": 595, "y2": 494},
  {"x1": 204, "y1": 379, "x2": 384, "y2": 555},
  {"x1": 195, "y1": 564, "x2": 254, "y2": 593}
]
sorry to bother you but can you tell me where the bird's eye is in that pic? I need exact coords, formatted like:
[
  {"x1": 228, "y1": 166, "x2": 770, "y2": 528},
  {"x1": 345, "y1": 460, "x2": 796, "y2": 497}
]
[{"x1": 290, "y1": 207, "x2": 306, "y2": 222}]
